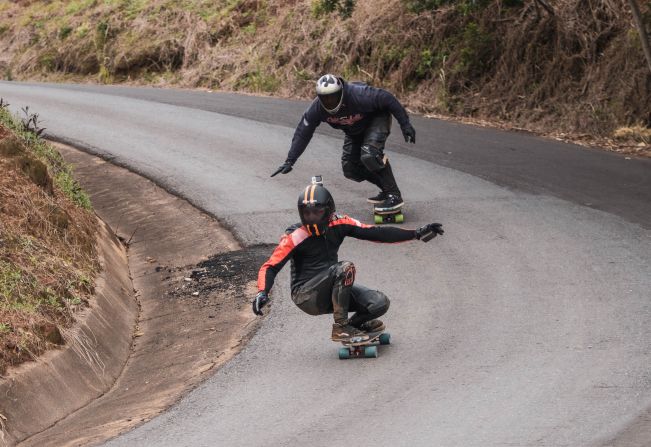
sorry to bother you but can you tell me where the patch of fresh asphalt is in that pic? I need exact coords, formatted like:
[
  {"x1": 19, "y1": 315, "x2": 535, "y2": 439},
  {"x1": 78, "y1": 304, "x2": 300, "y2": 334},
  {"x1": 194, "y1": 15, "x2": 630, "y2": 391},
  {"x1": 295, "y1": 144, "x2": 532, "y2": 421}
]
[{"x1": 0, "y1": 82, "x2": 649, "y2": 446}]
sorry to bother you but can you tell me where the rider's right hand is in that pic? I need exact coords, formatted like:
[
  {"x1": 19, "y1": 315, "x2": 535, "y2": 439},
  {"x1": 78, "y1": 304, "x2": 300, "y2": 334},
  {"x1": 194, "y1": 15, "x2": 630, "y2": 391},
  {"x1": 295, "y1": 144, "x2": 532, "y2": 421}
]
[
  {"x1": 252, "y1": 291, "x2": 269, "y2": 315},
  {"x1": 270, "y1": 160, "x2": 294, "y2": 177},
  {"x1": 401, "y1": 124, "x2": 416, "y2": 144}
]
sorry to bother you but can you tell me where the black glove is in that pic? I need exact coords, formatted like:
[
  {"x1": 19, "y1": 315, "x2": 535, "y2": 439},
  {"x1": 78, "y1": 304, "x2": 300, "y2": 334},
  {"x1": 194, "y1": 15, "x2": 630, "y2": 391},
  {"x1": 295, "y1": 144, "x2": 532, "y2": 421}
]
[
  {"x1": 401, "y1": 124, "x2": 416, "y2": 144},
  {"x1": 252, "y1": 291, "x2": 269, "y2": 315},
  {"x1": 270, "y1": 160, "x2": 293, "y2": 177},
  {"x1": 415, "y1": 223, "x2": 444, "y2": 242}
]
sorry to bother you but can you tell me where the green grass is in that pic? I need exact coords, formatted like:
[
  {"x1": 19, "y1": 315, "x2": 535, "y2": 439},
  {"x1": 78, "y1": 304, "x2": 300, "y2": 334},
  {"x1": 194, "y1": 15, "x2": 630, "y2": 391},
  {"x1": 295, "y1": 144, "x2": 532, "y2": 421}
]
[
  {"x1": 0, "y1": 261, "x2": 24, "y2": 304},
  {"x1": 65, "y1": 0, "x2": 98, "y2": 15},
  {"x1": 235, "y1": 68, "x2": 280, "y2": 93},
  {"x1": 0, "y1": 106, "x2": 92, "y2": 209}
]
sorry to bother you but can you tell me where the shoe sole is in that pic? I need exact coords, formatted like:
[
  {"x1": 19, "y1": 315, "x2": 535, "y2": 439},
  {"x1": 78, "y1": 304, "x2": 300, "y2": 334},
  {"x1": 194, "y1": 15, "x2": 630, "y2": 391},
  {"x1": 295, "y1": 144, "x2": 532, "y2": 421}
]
[
  {"x1": 367, "y1": 198, "x2": 385, "y2": 204},
  {"x1": 362, "y1": 323, "x2": 386, "y2": 332}
]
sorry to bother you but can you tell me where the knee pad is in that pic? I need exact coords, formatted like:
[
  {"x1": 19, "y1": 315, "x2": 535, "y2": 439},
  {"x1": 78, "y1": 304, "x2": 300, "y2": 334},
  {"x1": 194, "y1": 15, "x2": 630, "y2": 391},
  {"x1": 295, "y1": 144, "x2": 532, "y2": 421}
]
[
  {"x1": 334, "y1": 261, "x2": 356, "y2": 287},
  {"x1": 360, "y1": 145, "x2": 386, "y2": 172},
  {"x1": 341, "y1": 160, "x2": 366, "y2": 182}
]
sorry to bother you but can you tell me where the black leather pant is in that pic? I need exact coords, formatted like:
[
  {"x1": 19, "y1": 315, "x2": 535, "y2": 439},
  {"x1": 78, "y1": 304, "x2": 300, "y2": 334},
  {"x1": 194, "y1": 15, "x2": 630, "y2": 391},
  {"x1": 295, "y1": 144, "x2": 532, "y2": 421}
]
[
  {"x1": 291, "y1": 261, "x2": 390, "y2": 326},
  {"x1": 341, "y1": 113, "x2": 401, "y2": 197}
]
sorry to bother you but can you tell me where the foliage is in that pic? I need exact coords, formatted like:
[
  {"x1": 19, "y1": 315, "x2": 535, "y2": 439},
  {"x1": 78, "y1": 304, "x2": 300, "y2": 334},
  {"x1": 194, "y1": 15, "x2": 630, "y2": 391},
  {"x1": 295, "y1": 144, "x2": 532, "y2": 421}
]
[
  {"x1": 404, "y1": 0, "x2": 491, "y2": 14},
  {"x1": 0, "y1": 104, "x2": 92, "y2": 209},
  {"x1": 312, "y1": 0, "x2": 357, "y2": 19}
]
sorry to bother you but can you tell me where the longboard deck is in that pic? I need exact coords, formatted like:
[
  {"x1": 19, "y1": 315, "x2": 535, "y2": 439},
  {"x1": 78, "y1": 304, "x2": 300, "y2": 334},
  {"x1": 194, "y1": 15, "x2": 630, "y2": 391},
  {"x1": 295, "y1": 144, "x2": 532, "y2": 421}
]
[
  {"x1": 341, "y1": 330, "x2": 384, "y2": 347},
  {"x1": 373, "y1": 207, "x2": 403, "y2": 215},
  {"x1": 338, "y1": 331, "x2": 391, "y2": 359}
]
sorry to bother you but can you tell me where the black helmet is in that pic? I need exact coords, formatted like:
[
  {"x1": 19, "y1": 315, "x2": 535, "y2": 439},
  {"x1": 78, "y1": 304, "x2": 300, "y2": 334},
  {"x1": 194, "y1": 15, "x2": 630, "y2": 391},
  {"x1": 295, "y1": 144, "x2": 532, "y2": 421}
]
[
  {"x1": 297, "y1": 178, "x2": 335, "y2": 236},
  {"x1": 316, "y1": 74, "x2": 344, "y2": 114}
]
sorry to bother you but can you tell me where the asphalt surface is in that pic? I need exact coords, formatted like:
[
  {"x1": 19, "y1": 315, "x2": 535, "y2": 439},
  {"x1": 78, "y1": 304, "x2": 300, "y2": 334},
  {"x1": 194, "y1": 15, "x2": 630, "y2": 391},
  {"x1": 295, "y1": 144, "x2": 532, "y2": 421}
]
[{"x1": 1, "y1": 81, "x2": 650, "y2": 447}]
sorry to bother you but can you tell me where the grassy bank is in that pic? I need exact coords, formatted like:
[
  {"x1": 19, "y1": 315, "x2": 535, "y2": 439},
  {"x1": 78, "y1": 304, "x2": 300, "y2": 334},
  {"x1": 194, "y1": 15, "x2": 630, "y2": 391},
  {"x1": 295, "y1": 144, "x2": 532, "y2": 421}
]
[
  {"x1": 0, "y1": 102, "x2": 97, "y2": 375},
  {"x1": 0, "y1": 0, "x2": 649, "y2": 155}
]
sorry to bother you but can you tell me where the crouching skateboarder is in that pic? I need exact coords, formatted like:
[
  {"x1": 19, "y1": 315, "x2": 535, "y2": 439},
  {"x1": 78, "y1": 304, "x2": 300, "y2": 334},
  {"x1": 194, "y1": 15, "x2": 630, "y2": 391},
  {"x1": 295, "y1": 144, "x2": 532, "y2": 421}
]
[
  {"x1": 252, "y1": 181, "x2": 444, "y2": 342},
  {"x1": 270, "y1": 74, "x2": 417, "y2": 213}
]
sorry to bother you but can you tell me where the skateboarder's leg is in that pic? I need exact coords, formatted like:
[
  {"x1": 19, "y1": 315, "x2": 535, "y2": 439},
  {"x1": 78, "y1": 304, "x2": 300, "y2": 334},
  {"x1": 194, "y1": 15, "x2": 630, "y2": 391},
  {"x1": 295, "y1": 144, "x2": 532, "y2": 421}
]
[
  {"x1": 341, "y1": 134, "x2": 383, "y2": 190},
  {"x1": 292, "y1": 262, "x2": 369, "y2": 341},
  {"x1": 347, "y1": 284, "x2": 390, "y2": 331},
  {"x1": 291, "y1": 267, "x2": 336, "y2": 316},
  {"x1": 291, "y1": 261, "x2": 355, "y2": 322},
  {"x1": 360, "y1": 113, "x2": 402, "y2": 199}
]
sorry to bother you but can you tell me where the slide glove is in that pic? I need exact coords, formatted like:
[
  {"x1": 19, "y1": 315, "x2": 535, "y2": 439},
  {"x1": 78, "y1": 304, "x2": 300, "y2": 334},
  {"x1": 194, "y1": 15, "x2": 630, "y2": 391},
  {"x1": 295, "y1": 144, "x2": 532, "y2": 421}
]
[
  {"x1": 401, "y1": 124, "x2": 416, "y2": 144},
  {"x1": 252, "y1": 291, "x2": 269, "y2": 316},
  {"x1": 271, "y1": 160, "x2": 294, "y2": 177},
  {"x1": 415, "y1": 223, "x2": 444, "y2": 242}
]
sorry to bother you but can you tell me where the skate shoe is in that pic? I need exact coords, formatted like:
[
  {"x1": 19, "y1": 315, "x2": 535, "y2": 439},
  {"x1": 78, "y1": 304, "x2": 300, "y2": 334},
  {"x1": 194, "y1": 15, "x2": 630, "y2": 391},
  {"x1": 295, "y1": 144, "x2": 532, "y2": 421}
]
[
  {"x1": 356, "y1": 319, "x2": 385, "y2": 333},
  {"x1": 367, "y1": 191, "x2": 387, "y2": 204},
  {"x1": 331, "y1": 323, "x2": 370, "y2": 342},
  {"x1": 374, "y1": 194, "x2": 404, "y2": 212}
]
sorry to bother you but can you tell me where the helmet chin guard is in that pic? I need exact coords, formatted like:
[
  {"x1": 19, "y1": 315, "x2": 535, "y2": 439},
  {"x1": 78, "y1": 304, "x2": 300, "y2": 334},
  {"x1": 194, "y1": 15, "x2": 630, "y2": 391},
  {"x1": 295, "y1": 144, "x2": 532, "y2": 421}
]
[{"x1": 297, "y1": 176, "x2": 335, "y2": 236}]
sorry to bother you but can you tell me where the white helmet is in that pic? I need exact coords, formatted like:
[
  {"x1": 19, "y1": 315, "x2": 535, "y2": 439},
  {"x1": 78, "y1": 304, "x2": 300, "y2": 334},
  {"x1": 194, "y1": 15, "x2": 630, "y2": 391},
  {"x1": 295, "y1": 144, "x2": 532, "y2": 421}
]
[{"x1": 316, "y1": 74, "x2": 344, "y2": 114}]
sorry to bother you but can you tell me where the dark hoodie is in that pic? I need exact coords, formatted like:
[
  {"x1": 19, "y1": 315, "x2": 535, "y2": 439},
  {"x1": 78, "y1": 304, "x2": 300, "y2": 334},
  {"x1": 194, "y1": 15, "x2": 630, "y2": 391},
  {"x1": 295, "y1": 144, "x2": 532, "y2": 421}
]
[{"x1": 286, "y1": 80, "x2": 411, "y2": 163}]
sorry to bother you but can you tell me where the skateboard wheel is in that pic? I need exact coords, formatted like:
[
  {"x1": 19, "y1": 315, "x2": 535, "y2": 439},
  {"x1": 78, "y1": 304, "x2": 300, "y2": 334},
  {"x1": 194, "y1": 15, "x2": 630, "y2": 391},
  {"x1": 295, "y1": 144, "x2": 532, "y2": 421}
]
[
  {"x1": 395, "y1": 214, "x2": 404, "y2": 224},
  {"x1": 339, "y1": 347, "x2": 351, "y2": 359},
  {"x1": 364, "y1": 346, "x2": 378, "y2": 358},
  {"x1": 379, "y1": 333, "x2": 391, "y2": 345},
  {"x1": 374, "y1": 214, "x2": 383, "y2": 224}
]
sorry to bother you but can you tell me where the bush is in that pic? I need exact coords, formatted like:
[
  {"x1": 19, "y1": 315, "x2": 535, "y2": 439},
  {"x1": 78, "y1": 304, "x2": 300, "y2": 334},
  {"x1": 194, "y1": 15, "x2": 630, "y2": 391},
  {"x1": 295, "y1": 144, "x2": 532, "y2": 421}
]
[{"x1": 312, "y1": 0, "x2": 357, "y2": 19}]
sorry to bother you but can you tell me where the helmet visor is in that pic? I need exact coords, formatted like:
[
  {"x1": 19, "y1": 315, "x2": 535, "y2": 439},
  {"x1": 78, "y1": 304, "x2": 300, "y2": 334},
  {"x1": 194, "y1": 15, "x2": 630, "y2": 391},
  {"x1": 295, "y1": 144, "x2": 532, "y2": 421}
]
[
  {"x1": 318, "y1": 91, "x2": 342, "y2": 112},
  {"x1": 301, "y1": 206, "x2": 326, "y2": 224}
]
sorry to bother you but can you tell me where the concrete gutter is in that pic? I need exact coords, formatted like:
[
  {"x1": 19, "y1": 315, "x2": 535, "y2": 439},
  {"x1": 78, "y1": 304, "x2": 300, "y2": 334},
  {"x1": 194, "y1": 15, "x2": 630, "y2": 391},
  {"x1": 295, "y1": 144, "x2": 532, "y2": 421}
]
[
  {"x1": 13, "y1": 143, "x2": 260, "y2": 447},
  {"x1": 1, "y1": 139, "x2": 265, "y2": 447},
  {"x1": 0, "y1": 219, "x2": 137, "y2": 446}
]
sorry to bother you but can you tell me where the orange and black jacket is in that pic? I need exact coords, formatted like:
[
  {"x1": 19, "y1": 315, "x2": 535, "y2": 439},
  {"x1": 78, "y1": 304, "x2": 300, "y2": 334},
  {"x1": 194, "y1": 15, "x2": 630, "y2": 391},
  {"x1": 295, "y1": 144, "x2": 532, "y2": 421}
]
[{"x1": 258, "y1": 214, "x2": 416, "y2": 294}]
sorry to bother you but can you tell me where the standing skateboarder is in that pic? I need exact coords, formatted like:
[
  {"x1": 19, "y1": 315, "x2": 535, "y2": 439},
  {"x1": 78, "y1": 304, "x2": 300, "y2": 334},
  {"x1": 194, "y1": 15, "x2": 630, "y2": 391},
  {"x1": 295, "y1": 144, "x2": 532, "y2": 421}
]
[
  {"x1": 270, "y1": 74, "x2": 417, "y2": 213},
  {"x1": 252, "y1": 180, "x2": 444, "y2": 341}
]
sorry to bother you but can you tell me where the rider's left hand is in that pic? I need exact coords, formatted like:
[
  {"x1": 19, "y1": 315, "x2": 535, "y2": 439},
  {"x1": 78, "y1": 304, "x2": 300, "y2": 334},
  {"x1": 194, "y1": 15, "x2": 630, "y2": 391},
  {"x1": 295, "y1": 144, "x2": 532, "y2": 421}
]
[{"x1": 415, "y1": 223, "x2": 444, "y2": 242}]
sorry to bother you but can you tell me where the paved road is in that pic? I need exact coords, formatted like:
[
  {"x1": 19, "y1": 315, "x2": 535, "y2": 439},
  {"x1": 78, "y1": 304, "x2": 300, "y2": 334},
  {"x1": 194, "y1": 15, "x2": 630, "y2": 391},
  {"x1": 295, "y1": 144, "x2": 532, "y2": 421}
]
[{"x1": 1, "y1": 82, "x2": 650, "y2": 446}]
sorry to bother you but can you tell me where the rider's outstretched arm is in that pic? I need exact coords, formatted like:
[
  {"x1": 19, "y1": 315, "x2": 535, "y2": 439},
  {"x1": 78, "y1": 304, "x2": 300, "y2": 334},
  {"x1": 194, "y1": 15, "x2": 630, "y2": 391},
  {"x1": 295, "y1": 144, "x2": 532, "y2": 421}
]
[
  {"x1": 330, "y1": 215, "x2": 443, "y2": 243},
  {"x1": 272, "y1": 101, "x2": 322, "y2": 177}
]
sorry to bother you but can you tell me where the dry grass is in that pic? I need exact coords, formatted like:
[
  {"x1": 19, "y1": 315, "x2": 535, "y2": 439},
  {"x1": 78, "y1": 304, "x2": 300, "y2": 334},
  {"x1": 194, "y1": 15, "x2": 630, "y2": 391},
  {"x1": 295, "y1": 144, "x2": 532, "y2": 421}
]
[
  {"x1": 613, "y1": 124, "x2": 651, "y2": 143},
  {"x1": 0, "y1": 123, "x2": 97, "y2": 375},
  {"x1": 0, "y1": 0, "x2": 649, "y2": 155}
]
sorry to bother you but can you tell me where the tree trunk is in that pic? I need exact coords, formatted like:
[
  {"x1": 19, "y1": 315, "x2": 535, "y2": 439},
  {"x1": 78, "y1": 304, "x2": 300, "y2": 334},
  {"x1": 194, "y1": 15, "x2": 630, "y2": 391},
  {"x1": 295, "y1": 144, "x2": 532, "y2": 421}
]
[{"x1": 628, "y1": 0, "x2": 651, "y2": 74}]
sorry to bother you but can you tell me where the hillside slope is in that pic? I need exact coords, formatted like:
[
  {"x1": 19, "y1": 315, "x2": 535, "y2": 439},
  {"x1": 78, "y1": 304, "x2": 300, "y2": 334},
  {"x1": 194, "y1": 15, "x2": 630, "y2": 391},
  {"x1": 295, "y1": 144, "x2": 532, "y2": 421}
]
[
  {"x1": 0, "y1": 104, "x2": 97, "y2": 374},
  {"x1": 0, "y1": 0, "x2": 649, "y2": 153}
]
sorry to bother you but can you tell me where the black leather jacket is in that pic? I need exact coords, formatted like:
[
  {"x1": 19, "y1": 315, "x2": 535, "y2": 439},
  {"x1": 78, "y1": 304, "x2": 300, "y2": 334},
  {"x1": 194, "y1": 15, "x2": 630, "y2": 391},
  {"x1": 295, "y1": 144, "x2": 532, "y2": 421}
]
[
  {"x1": 286, "y1": 81, "x2": 411, "y2": 163},
  {"x1": 258, "y1": 214, "x2": 416, "y2": 293}
]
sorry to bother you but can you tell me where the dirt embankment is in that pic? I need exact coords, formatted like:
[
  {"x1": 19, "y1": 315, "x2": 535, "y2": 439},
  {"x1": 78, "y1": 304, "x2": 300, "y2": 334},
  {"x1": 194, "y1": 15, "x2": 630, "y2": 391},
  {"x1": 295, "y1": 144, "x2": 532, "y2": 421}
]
[
  {"x1": 0, "y1": 108, "x2": 268, "y2": 445},
  {"x1": 0, "y1": 0, "x2": 649, "y2": 155},
  {"x1": 16, "y1": 143, "x2": 269, "y2": 447},
  {"x1": 0, "y1": 113, "x2": 98, "y2": 376}
]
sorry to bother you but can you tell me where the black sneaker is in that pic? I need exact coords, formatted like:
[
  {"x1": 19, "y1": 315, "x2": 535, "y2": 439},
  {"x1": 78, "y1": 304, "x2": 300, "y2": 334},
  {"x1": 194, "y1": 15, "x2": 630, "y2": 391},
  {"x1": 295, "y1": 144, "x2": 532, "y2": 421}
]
[
  {"x1": 374, "y1": 194, "x2": 404, "y2": 212},
  {"x1": 367, "y1": 191, "x2": 387, "y2": 204},
  {"x1": 331, "y1": 323, "x2": 369, "y2": 342},
  {"x1": 357, "y1": 319, "x2": 385, "y2": 332}
]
